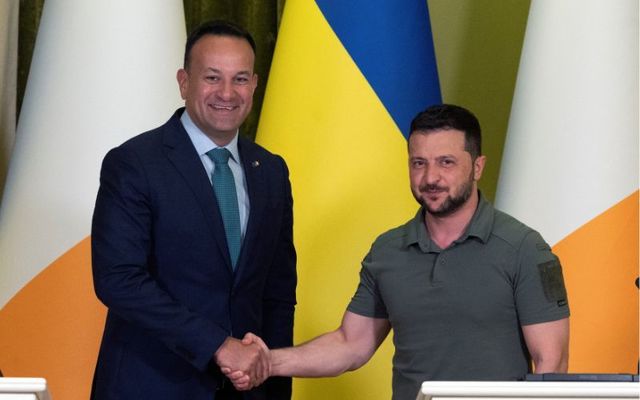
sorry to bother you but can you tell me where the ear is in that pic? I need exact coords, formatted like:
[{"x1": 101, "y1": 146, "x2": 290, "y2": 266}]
[
  {"x1": 176, "y1": 68, "x2": 188, "y2": 100},
  {"x1": 251, "y1": 73, "x2": 258, "y2": 91},
  {"x1": 473, "y1": 155, "x2": 486, "y2": 181}
]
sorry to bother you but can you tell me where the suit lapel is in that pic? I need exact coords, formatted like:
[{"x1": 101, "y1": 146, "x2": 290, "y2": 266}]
[
  {"x1": 235, "y1": 138, "x2": 268, "y2": 280},
  {"x1": 161, "y1": 111, "x2": 233, "y2": 271}
]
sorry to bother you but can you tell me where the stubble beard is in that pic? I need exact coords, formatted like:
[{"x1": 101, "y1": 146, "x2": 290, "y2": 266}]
[{"x1": 417, "y1": 171, "x2": 475, "y2": 218}]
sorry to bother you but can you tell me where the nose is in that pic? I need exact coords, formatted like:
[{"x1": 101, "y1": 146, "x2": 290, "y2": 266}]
[
  {"x1": 423, "y1": 164, "x2": 440, "y2": 185},
  {"x1": 217, "y1": 80, "x2": 234, "y2": 101}
]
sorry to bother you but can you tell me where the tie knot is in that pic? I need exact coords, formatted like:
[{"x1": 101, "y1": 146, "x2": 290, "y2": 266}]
[{"x1": 207, "y1": 148, "x2": 231, "y2": 165}]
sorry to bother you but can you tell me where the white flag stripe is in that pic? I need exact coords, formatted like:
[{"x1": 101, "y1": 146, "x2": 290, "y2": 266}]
[
  {"x1": 496, "y1": 0, "x2": 638, "y2": 245},
  {"x1": 0, "y1": 0, "x2": 186, "y2": 308}
]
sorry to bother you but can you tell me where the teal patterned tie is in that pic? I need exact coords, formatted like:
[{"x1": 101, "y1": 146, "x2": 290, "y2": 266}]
[{"x1": 207, "y1": 148, "x2": 241, "y2": 269}]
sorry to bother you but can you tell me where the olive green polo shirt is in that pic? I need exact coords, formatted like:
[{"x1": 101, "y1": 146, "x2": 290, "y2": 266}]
[{"x1": 347, "y1": 195, "x2": 569, "y2": 400}]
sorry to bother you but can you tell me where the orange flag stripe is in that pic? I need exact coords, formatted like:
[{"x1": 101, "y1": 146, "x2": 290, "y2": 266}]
[
  {"x1": 555, "y1": 191, "x2": 639, "y2": 373},
  {"x1": 0, "y1": 237, "x2": 106, "y2": 399}
]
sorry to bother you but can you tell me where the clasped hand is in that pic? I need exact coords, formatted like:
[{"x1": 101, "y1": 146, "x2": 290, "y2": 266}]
[{"x1": 215, "y1": 333, "x2": 270, "y2": 391}]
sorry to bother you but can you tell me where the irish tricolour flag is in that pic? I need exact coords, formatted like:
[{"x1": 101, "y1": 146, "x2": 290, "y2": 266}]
[
  {"x1": 0, "y1": 2, "x2": 185, "y2": 398},
  {"x1": 496, "y1": 0, "x2": 638, "y2": 373}
]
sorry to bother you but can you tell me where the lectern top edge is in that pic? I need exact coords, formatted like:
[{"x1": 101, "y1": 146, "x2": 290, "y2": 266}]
[
  {"x1": 418, "y1": 380, "x2": 640, "y2": 400},
  {"x1": 0, "y1": 377, "x2": 50, "y2": 400}
]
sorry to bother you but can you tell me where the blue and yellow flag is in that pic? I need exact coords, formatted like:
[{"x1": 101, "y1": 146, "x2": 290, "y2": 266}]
[{"x1": 256, "y1": 1, "x2": 440, "y2": 398}]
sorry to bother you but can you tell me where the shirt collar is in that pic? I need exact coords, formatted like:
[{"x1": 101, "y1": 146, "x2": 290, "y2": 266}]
[
  {"x1": 405, "y1": 191, "x2": 494, "y2": 252},
  {"x1": 180, "y1": 109, "x2": 241, "y2": 163},
  {"x1": 405, "y1": 208, "x2": 434, "y2": 252},
  {"x1": 459, "y1": 192, "x2": 494, "y2": 244}
]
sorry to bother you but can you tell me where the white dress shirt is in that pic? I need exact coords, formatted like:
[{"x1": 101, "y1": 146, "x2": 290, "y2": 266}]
[{"x1": 180, "y1": 110, "x2": 250, "y2": 240}]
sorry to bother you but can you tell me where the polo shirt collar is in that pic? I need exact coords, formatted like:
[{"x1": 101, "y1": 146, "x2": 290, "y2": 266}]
[
  {"x1": 455, "y1": 192, "x2": 494, "y2": 244},
  {"x1": 405, "y1": 209, "x2": 434, "y2": 253},
  {"x1": 405, "y1": 191, "x2": 495, "y2": 252}
]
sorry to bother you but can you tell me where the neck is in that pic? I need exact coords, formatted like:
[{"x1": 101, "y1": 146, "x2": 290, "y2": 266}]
[
  {"x1": 207, "y1": 132, "x2": 236, "y2": 147},
  {"x1": 424, "y1": 190, "x2": 479, "y2": 249}
]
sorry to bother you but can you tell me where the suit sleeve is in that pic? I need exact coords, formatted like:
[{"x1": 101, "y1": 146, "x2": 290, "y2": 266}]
[
  {"x1": 261, "y1": 156, "x2": 297, "y2": 399},
  {"x1": 91, "y1": 145, "x2": 228, "y2": 371}
]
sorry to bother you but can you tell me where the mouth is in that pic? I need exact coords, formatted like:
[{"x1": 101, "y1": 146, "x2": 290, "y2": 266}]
[
  {"x1": 210, "y1": 104, "x2": 238, "y2": 112},
  {"x1": 421, "y1": 185, "x2": 447, "y2": 194},
  {"x1": 420, "y1": 186, "x2": 448, "y2": 202}
]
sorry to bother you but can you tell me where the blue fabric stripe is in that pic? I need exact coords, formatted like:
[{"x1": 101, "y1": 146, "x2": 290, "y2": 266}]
[{"x1": 315, "y1": 0, "x2": 441, "y2": 139}]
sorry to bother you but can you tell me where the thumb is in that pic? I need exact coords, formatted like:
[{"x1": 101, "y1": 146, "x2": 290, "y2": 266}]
[{"x1": 242, "y1": 332, "x2": 257, "y2": 345}]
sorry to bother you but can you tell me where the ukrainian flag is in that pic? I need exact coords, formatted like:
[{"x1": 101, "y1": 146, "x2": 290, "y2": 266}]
[{"x1": 256, "y1": 1, "x2": 440, "y2": 398}]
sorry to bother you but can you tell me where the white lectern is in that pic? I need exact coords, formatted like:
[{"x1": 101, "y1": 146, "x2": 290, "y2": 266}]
[
  {"x1": 417, "y1": 381, "x2": 640, "y2": 400},
  {"x1": 0, "y1": 378, "x2": 50, "y2": 400}
]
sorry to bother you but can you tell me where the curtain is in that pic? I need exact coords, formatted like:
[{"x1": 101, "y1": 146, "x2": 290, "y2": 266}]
[{"x1": 0, "y1": 0, "x2": 19, "y2": 199}]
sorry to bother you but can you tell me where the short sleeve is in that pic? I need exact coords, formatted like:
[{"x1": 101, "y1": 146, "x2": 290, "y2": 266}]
[
  {"x1": 347, "y1": 251, "x2": 389, "y2": 319},
  {"x1": 514, "y1": 231, "x2": 570, "y2": 325}
]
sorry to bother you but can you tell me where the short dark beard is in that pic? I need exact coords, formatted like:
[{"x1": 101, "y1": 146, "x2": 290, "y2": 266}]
[{"x1": 418, "y1": 170, "x2": 474, "y2": 218}]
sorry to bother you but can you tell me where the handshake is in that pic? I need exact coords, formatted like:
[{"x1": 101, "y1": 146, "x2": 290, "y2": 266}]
[{"x1": 214, "y1": 333, "x2": 273, "y2": 391}]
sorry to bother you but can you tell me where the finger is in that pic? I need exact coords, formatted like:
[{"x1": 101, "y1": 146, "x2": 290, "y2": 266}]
[
  {"x1": 227, "y1": 369, "x2": 251, "y2": 390},
  {"x1": 250, "y1": 344, "x2": 269, "y2": 386},
  {"x1": 249, "y1": 353, "x2": 263, "y2": 387},
  {"x1": 250, "y1": 333, "x2": 269, "y2": 353},
  {"x1": 241, "y1": 332, "x2": 258, "y2": 345},
  {"x1": 227, "y1": 370, "x2": 246, "y2": 380},
  {"x1": 248, "y1": 338, "x2": 269, "y2": 370},
  {"x1": 232, "y1": 375, "x2": 251, "y2": 386},
  {"x1": 257, "y1": 339, "x2": 269, "y2": 354},
  {"x1": 232, "y1": 379, "x2": 252, "y2": 391}
]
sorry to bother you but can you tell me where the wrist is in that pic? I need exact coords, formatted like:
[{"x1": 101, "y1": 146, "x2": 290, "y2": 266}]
[{"x1": 269, "y1": 348, "x2": 286, "y2": 376}]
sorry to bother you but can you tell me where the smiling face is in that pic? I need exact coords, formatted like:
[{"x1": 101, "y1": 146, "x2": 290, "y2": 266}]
[
  {"x1": 409, "y1": 129, "x2": 485, "y2": 217},
  {"x1": 177, "y1": 34, "x2": 257, "y2": 145}
]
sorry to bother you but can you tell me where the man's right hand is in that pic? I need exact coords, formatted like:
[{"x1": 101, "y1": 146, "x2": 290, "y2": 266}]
[
  {"x1": 214, "y1": 335, "x2": 270, "y2": 390},
  {"x1": 221, "y1": 333, "x2": 270, "y2": 391},
  {"x1": 226, "y1": 311, "x2": 392, "y2": 386}
]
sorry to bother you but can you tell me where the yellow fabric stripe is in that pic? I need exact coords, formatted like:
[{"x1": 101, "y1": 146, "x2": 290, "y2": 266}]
[{"x1": 257, "y1": 1, "x2": 418, "y2": 398}]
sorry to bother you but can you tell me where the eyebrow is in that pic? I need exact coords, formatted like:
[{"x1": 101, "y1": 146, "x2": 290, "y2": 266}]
[
  {"x1": 408, "y1": 155, "x2": 458, "y2": 164},
  {"x1": 205, "y1": 68, "x2": 252, "y2": 75}
]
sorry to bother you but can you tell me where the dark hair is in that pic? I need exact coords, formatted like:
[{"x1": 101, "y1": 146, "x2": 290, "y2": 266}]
[
  {"x1": 183, "y1": 20, "x2": 256, "y2": 69},
  {"x1": 409, "y1": 104, "x2": 482, "y2": 159}
]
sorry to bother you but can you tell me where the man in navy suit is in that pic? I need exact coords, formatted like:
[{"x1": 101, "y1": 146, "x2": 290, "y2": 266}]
[{"x1": 90, "y1": 20, "x2": 297, "y2": 400}]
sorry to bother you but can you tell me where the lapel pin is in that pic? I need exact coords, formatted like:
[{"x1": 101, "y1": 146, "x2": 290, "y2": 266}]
[{"x1": 252, "y1": 160, "x2": 260, "y2": 167}]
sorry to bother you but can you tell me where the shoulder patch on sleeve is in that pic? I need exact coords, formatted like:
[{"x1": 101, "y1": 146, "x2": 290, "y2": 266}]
[{"x1": 537, "y1": 257, "x2": 568, "y2": 305}]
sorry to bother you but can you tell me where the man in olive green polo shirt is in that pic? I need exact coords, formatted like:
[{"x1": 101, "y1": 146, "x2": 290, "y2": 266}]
[{"x1": 225, "y1": 104, "x2": 570, "y2": 400}]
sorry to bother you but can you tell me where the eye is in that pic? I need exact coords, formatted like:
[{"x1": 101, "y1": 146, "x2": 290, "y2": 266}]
[
  {"x1": 205, "y1": 75, "x2": 220, "y2": 82},
  {"x1": 234, "y1": 76, "x2": 250, "y2": 84},
  {"x1": 410, "y1": 159, "x2": 426, "y2": 168},
  {"x1": 440, "y1": 158, "x2": 455, "y2": 167}
]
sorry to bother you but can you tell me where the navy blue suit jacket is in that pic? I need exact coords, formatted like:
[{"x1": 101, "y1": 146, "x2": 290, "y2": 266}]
[{"x1": 91, "y1": 109, "x2": 296, "y2": 399}]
